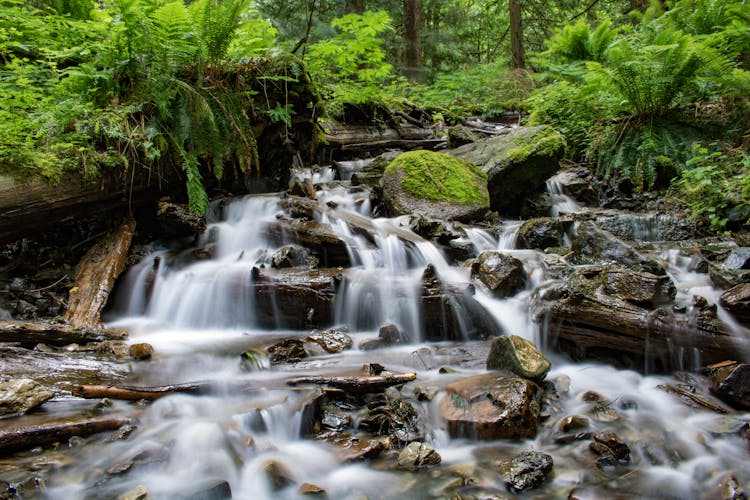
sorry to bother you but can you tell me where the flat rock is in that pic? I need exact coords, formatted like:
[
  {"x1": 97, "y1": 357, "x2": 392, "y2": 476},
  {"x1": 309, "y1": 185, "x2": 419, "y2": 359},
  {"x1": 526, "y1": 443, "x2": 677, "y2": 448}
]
[
  {"x1": 486, "y1": 335, "x2": 551, "y2": 382},
  {"x1": 0, "y1": 378, "x2": 54, "y2": 416},
  {"x1": 500, "y1": 450, "x2": 554, "y2": 493},
  {"x1": 471, "y1": 251, "x2": 527, "y2": 298}
]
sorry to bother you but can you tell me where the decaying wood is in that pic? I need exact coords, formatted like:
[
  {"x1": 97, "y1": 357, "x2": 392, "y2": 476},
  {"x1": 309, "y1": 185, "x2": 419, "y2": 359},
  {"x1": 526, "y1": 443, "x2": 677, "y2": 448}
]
[
  {"x1": 64, "y1": 218, "x2": 136, "y2": 328},
  {"x1": 72, "y1": 382, "x2": 207, "y2": 400},
  {"x1": 286, "y1": 372, "x2": 417, "y2": 393},
  {"x1": 0, "y1": 320, "x2": 127, "y2": 346},
  {"x1": 658, "y1": 384, "x2": 733, "y2": 414},
  {"x1": 323, "y1": 122, "x2": 444, "y2": 156},
  {"x1": 0, "y1": 416, "x2": 133, "y2": 454}
]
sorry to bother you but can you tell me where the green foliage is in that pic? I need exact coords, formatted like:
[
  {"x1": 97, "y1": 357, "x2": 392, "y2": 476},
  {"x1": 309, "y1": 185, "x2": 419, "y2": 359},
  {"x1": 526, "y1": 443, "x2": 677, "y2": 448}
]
[
  {"x1": 671, "y1": 146, "x2": 750, "y2": 230},
  {"x1": 386, "y1": 150, "x2": 489, "y2": 206}
]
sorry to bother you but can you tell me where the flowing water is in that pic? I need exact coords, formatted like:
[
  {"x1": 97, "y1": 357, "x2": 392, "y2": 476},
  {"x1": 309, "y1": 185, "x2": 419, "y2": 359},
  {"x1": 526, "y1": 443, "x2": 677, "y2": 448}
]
[{"x1": 35, "y1": 164, "x2": 750, "y2": 499}]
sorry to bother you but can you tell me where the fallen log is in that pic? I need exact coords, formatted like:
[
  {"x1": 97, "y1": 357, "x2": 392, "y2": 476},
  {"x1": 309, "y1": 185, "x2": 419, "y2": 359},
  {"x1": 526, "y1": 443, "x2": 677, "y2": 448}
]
[
  {"x1": 286, "y1": 372, "x2": 417, "y2": 393},
  {"x1": 71, "y1": 382, "x2": 207, "y2": 400},
  {"x1": 64, "y1": 218, "x2": 136, "y2": 328},
  {"x1": 0, "y1": 416, "x2": 133, "y2": 454},
  {"x1": 0, "y1": 320, "x2": 128, "y2": 347}
]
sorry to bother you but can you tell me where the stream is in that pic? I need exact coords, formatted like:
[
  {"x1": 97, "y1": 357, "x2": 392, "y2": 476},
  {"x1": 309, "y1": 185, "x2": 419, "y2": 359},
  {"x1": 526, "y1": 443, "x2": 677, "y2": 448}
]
[{"x1": 15, "y1": 164, "x2": 750, "y2": 499}]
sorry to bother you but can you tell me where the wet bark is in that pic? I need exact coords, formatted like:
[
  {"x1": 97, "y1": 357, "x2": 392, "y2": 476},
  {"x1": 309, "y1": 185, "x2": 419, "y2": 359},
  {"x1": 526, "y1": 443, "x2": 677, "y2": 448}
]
[
  {"x1": 0, "y1": 416, "x2": 133, "y2": 454},
  {"x1": 72, "y1": 383, "x2": 206, "y2": 400},
  {"x1": 287, "y1": 372, "x2": 416, "y2": 393},
  {"x1": 509, "y1": 0, "x2": 524, "y2": 69},
  {"x1": 402, "y1": 0, "x2": 422, "y2": 81},
  {"x1": 0, "y1": 320, "x2": 128, "y2": 347}
]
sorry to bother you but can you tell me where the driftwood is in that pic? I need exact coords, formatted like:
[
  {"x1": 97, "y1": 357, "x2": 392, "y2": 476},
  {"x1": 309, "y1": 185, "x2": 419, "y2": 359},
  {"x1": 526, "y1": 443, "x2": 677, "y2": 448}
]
[
  {"x1": 64, "y1": 218, "x2": 136, "y2": 328},
  {"x1": 0, "y1": 320, "x2": 127, "y2": 347},
  {"x1": 0, "y1": 416, "x2": 133, "y2": 454},
  {"x1": 286, "y1": 372, "x2": 417, "y2": 393},
  {"x1": 323, "y1": 122, "x2": 445, "y2": 157},
  {"x1": 72, "y1": 382, "x2": 208, "y2": 400},
  {"x1": 658, "y1": 384, "x2": 733, "y2": 414}
]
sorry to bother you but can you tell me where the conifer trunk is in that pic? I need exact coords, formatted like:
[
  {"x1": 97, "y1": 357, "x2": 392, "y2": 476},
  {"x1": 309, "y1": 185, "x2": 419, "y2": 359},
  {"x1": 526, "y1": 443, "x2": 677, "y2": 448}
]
[{"x1": 509, "y1": 0, "x2": 524, "y2": 69}]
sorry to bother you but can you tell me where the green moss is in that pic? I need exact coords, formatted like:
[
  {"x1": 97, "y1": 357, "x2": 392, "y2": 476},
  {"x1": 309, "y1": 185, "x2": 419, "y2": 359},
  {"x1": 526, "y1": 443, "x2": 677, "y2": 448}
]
[
  {"x1": 385, "y1": 150, "x2": 489, "y2": 206},
  {"x1": 504, "y1": 126, "x2": 567, "y2": 164}
]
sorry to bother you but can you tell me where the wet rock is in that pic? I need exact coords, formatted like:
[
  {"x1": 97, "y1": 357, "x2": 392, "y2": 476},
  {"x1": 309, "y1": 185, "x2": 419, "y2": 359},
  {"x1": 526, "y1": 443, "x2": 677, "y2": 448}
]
[
  {"x1": 263, "y1": 460, "x2": 294, "y2": 490},
  {"x1": 719, "y1": 283, "x2": 750, "y2": 325},
  {"x1": 107, "y1": 442, "x2": 170, "y2": 475},
  {"x1": 289, "y1": 177, "x2": 316, "y2": 199},
  {"x1": 709, "y1": 248, "x2": 750, "y2": 288},
  {"x1": 450, "y1": 125, "x2": 566, "y2": 217},
  {"x1": 271, "y1": 245, "x2": 319, "y2": 269},
  {"x1": 710, "y1": 363, "x2": 750, "y2": 410},
  {"x1": 593, "y1": 212, "x2": 695, "y2": 242},
  {"x1": 299, "y1": 483, "x2": 327, "y2": 496},
  {"x1": 382, "y1": 150, "x2": 490, "y2": 223},
  {"x1": 448, "y1": 124, "x2": 479, "y2": 148},
  {"x1": 305, "y1": 327, "x2": 352, "y2": 353},
  {"x1": 440, "y1": 373, "x2": 542, "y2": 440},
  {"x1": 240, "y1": 348, "x2": 269, "y2": 371},
  {"x1": 518, "y1": 218, "x2": 563, "y2": 250},
  {"x1": 266, "y1": 338, "x2": 307, "y2": 364},
  {"x1": 118, "y1": 485, "x2": 149, "y2": 500},
  {"x1": 590, "y1": 431, "x2": 630, "y2": 465},
  {"x1": 264, "y1": 220, "x2": 351, "y2": 268},
  {"x1": 550, "y1": 169, "x2": 597, "y2": 204},
  {"x1": 181, "y1": 480, "x2": 232, "y2": 500},
  {"x1": 129, "y1": 343, "x2": 154, "y2": 361},
  {"x1": 360, "y1": 397, "x2": 422, "y2": 444},
  {"x1": 280, "y1": 195, "x2": 319, "y2": 220},
  {"x1": 499, "y1": 451, "x2": 553, "y2": 493},
  {"x1": 156, "y1": 201, "x2": 206, "y2": 239},
  {"x1": 571, "y1": 221, "x2": 664, "y2": 275},
  {"x1": 558, "y1": 415, "x2": 589, "y2": 433},
  {"x1": 701, "y1": 474, "x2": 747, "y2": 500},
  {"x1": 379, "y1": 323, "x2": 408, "y2": 344},
  {"x1": 0, "y1": 378, "x2": 54, "y2": 416},
  {"x1": 407, "y1": 214, "x2": 462, "y2": 244},
  {"x1": 397, "y1": 441, "x2": 441, "y2": 468},
  {"x1": 351, "y1": 151, "x2": 402, "y2": 188},
  {"x1": 321, "y1": 409, "x2": 350, "y2": 432},
  {"x1": 486, "y1": 335, "x2": 550, "y2": 382},
  {"x1": 470, "y1": 251, "x2": 527, "y2": 298}
]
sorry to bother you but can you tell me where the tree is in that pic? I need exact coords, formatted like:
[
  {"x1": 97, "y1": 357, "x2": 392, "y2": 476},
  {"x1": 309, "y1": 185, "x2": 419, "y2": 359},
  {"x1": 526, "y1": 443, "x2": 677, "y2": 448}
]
[
  {"x1": 402, "y1": 0, "x2": 422, "y2": 80},
  {"x1": 509, "y1": 0, "x2": 524, "y2": 68}
]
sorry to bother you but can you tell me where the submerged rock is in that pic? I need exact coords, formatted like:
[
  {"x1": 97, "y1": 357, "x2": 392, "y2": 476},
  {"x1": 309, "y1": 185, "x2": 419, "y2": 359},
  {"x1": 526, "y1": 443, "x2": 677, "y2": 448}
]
[
  {"x1": 518, "y1": 218, "x2": 564, "y2": 250},
  {"x1": 590, "y1": 431, "x2": 631, "y2": 466},
  {"x1": 271, "y1": 245, "x2": 319, "y2": 269},
  {"x1": 486, "y1": 335, "x2": 551, "y2": 382},
  {"x1": 382, "y1": 150, "x2": 490, "y2": 223},
  {"x1": 500, "y1": 450, "x2": 554, "y2": 493},
  {"x1": 266, "y1": 338, "x2": 307, "y2": 364},
  {"x1": 305, "y1": 327, "x2": 353, "y2": 353},
  {"x1": 470, "y1": 251, "x2": 527, "y2": 298},
  {"x1": 397, "y1": 441, "x2": 441, "y2": 468},
  {"x1": 571, "y1": 221, "x2": 664, "y2": 275},
  {"x1": 440, "y1": 373, "x2": 542, "y2": 440},
  {"x1": 0, "y1": 378, "x2": 54, "y2": 416},
  {"x1": 450, "y1": 125, "x2": 566, "y2": 217}
]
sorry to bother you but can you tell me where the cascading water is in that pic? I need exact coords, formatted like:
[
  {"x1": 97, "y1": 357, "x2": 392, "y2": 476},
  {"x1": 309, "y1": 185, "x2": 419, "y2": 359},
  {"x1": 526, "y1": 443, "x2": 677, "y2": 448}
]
[{"x1": 37, "y1": 160, "x2": 750, "y2": 499}]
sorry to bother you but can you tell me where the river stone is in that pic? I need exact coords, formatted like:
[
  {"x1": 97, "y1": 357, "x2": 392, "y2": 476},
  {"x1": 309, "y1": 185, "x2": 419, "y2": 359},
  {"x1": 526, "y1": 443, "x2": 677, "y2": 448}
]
[
  {"x1": 448, "y1": 124, "x2": 479, "y2": 148},
  {"x1": 271, "y1": 245, "x2": 318, "y2": 269},
  {"x1": 558, "y1": 415, "x2": 589, "y2": 433},
  {"x1": 571, "y1": 221, "x2": 665, "y2": 275},
  {"x1": 299, "y1": 483, "x2": 327, "y2": 496},
  {"x1": 397, "y1": 441, "x2": 442, "y2": 468},
  {"x1": 305, "y1": 327, "x2": 353, "y2": 353},
  {"x1": 382, "y1": 150, "x2": 490, "y2": 223},
  {"x1": 263, "y1": 460, "x2": 294, "y2": 490},
  {"x1": 0, "y1": 378, "x2": 54, "y2": 416},
  {"x1": 709, "y1": 248, "x2": 750, "y2": 288},
  {"x1": 701, "y1": 474, "x2": 747, "y2": 500},
  {"x1": 351, "y1": 151, "x2": 402, "y2": 187},
  {"x1": 440, "y1": 373, "x2": 542, "y2": 440},
  {"x1": 518, "y1": 218, "x2": 563, "y2": 250},
  {"x1": 590, "y1": 431, "x2": 630, "y2": 465},
  {"x1": 117, "y1": 485, "x2": 149, "y2": 500},
  {"x1": 720, "y1": 283, "x2": 750, "y2": 325},
  {"x1": 266, "y1": 338, "x2": 307, "y2": 364},
  {"x1": 500, "y1": 451, "x2": 554, "y2": 493},
  {"x1": 450, "y1": 125, "x2": 566, "y2": 217},
  {"x1": 711, "y1": 364, "x2": 750, "y2": 410},
  {"x1": 129, "y1": 343, "x2": 154, "y2": 361},
  {"x1": 598, "y1": 267, "x2": 676, "y2": 308},
  {"x1": 471, "y1": 251, "x2": 527, "y2": 298},
  {"x1": 486, "y1": 335, "x2": 551, "y2": 382},
  {"x1": 156, "y1": 201, "x2": 206, "y2": 239},
  {"x1": 549, "y1": 169, "x2": 597, "y2": 204}
]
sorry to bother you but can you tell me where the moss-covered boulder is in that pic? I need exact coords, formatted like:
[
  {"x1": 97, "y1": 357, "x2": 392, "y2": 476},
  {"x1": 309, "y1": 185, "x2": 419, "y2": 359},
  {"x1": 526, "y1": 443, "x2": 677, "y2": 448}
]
[
  {"x1": 450, "y1": 126, "x2": 566, "y2": 217},
  {"x1": 382, "y1": 150, "x2": 490, "y2": 223}
]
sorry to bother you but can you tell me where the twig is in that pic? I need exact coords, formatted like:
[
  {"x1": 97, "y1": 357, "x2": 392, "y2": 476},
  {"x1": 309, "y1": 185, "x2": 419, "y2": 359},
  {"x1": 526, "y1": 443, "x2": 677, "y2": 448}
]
[{"x1": 28, "y1": 274, "x2": 68, "y2": 293}]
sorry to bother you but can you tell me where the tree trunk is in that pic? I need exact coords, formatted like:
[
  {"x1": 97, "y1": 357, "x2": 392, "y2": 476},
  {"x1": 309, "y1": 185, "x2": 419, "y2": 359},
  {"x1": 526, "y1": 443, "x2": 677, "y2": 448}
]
[
  {"x1": 402, "y1": 0, "x2": 422, "y2": 81},
  {"x1": 346, "y1": 0, "x2": 365, "y2": 13},
  {"x1": 509, "y1": 0, "x2": 524, "y2": 69},
  {"x1": 0, "y1": 320, "x2": 127, "y2": 347}
]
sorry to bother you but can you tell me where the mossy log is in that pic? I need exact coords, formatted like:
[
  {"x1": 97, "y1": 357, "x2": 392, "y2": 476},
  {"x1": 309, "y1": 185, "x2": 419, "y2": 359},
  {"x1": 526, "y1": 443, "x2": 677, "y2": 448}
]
[{"x1": 64, "y1": 218, "x2": 136, "y2": 328}]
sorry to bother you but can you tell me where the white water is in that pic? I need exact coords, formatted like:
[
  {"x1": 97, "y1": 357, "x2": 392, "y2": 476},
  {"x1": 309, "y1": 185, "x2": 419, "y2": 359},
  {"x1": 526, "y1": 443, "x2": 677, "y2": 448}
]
[{"x1": 41, "y1": 167, "x2": 750, "y2": 499}]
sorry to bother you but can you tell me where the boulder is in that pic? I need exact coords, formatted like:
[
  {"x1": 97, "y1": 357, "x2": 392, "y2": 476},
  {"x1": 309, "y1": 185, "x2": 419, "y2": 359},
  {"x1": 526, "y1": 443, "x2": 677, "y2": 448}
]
[
  {"x1": 593, "y1": 212, "x2": 695, "y2": 242},
  {"x1": 351, "y1": 151, "x2": 403, "y2": 188},
  {"x1": 440, "y1": 373, "x2": 542, "y2": 440},
  {"x1": 128, "y1": 343, "x2": 154, "y2": 361},
  {"x1": 500, "y1": 451, "x2": 554, "y2": 493},
  {"x1": 719, "y1": 283, "x2": 750, "y2": 325},
  {"x1": 397, "y1": 442, "x2": 441, "y2": 468},
  {"x1": 709, "y1": 248, "x2": 750, "y2": 288},
  {"x1": 571, "y1": 221, "x2": 665, "y2": 275},
  {"x1": 590, "y1": 431, "x2": 630, "y2": 466},
  {"x1": 264, "y1": 220, "x2": 351, "y2": 268},
  {"x1": 382, "y1": 150, "x2": 490, "y2": 223},
  {"x1": 0, "y1": 378, "x2": 54, "y2": 416},
  {"x1": 448, "y1": 125, "x2": 479, "y2": 148},
  {"x1": 305, "y1": 327, "x2": 353, "y2": 353},
  {"x1": 271, "y1": 245, "x2": 319, "y2": 269},
  {"x1": 156, "y1": 201, "x2": 206, "y2": 239},
  {"x1": 548, "y1": 169, "x2": 597, "y2": 204},
  {"x1": 266, "y1": 338, "x2": 307, "y2": 364},
  {"x1": 280, "y1": 195, "x2": 319, "y2": 221},
  {"x1": 450, "y1": 125, "x2": 566, "y2": 217},
  {"x1": 470, "y1": 251, "x2": 527, "y2": 298},
  {"x1": 486, "y1": 335, "x2": 551, "y2": 382},
  {"x1": 518, "y1": 218, "x2": 564, "y2": 250},
  {"x1": 710, "y1": 363, "x2": 750, "y2": 410}
]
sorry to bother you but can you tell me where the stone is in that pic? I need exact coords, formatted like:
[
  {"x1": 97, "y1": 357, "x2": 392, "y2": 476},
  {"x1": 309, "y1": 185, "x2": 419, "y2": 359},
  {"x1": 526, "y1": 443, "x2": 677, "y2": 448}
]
[
  {"x1": 271, "y1": 245, "x2": 318, "y2": 269},
  {"x1": 558, "y1": 415, "x2": 589, "y2": 433},
  {"x1": 266, "y1": 338, "x2": 307, "y2": 364},
  {"x1": 518, "y1": 218, "x2": 563, "y2": 250},
  {"x1": 129, "y1": 343, "x2": 154, "y2": 361},
  {"x1": 711, "y1": 364, "x2": 750, "y2": 410},
  {"x1": 299, "y1": 483, "x2": 327, "y2": 496},
  {"x1": 590, "y1": 431, "x2": 630, "y2": 464},
  {"x1": 0, "y1": 378, "x2": 54, "y2": 416},
  {"x1": 720, "y1": 283, "x2": 750, "y2": 325},
  {"x1": 156, "y1": 201, "x2": 206, "y2": 239},
  {"x1": 305, "y1": 327, "x2": 353, "y2": 353},
  {"x1": 471, "y1": 251, "x2": 527, "y2": 298},
  {"x1": 486, "y1": 335, "x2": 551, "y2": 382},
  {"x1": 351, "y1": 151, "x2": 402, "y2": 188},
  {"x1": 450, "y1": 125, "x2": 566, "y2": 217},
  {"x1": 701, "y1": 474, "x2": 747, "y2": 500},
  {"x1": 549, "y1": 169, "x2": 597, "y2": 204},
  {"x1": 500, "y1": 451, "x2": 554, "y2": 493},
  {"x1": 709, "y1": 247, "x2": 750, "y2": 288},
  {"x1": 397, "y1": 442, "x2": 442, "y2": 468},
  {"x1": 263, "y1": 460, "x2": 294, "y2": 490},
  {"x1": 571, "y1": 221, "x2": 664, "y2": 275},
  {"x1": 448, "y1": 125, "x2": 479, "y2": 148},
  {"x1": 440, "y1": 373, "x2": 542, "y2": 440},
  {"x1": 378, "y1": 323, "x2": 408, "y2": 344},
  {"x1": 382, "y1": 150, "x2": 490, "y2": 223},
  {"x1": 117, "y1": 485, "x2": 149, "y2": 500}
]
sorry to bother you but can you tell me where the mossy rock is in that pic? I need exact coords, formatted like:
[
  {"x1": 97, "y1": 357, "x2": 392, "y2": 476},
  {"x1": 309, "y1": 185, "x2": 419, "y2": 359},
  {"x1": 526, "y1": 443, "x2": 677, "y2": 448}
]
[
  {"x1": 450, "y1": 125, "x2": 566, "y2": 217},
  {"x1": 382, "y1": 150, "x2": 490, "y2": 223}
]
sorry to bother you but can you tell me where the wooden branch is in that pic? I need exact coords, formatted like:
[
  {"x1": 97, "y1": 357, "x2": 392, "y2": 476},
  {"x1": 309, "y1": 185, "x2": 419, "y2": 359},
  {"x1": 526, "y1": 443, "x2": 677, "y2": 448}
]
[
  {"x1": 64, "y1": 218, "x2": 136, "y2": 328},
  {"x1": 71, "y1": 382, "x2": 208, "y2": 401},
  {"x1": 570, "y1": 0, "x2": 602, "y2": 21},
  {"x1": 0, "y1": 416, "x2": 133, "y2": 454},
  {"x1": 0, "y1": 320, "x2": 128, "y2": 346},
  {"x1": 286, "y1": 372, "x2": 416, "y2": 393},
  {"x1": 658, "y1": 384, "x2": 733, "y2": 414}
]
